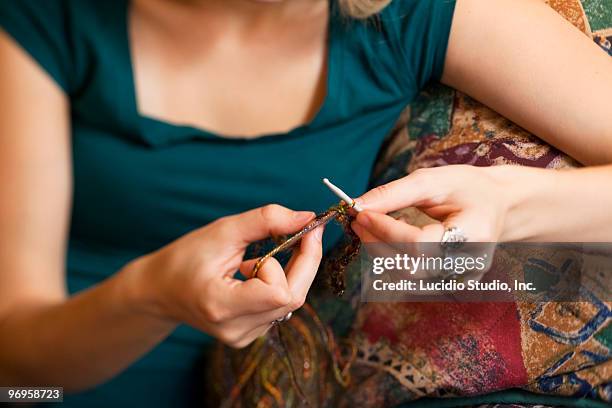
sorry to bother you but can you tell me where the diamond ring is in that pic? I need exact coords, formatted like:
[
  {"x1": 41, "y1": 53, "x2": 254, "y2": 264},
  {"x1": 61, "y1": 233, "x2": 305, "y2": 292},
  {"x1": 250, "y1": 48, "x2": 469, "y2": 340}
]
[
  {"x1": 272, "y1": 311, "x2": 292, "y2": 325},
  {"x1": 440, "y1": 226, "x2": 467, "y2": 249}
]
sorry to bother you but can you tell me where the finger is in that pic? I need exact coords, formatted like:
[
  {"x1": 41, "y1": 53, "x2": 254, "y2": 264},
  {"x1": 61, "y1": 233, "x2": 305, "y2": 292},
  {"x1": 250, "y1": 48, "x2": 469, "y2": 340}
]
[
  {"x1": 419, "y1": 223, "x2": 446, "y2": 243},
  {"x1": 212, "y1": 289, "x2": 297, "y2": 331},
  {"x1": 355, "y1": 172, "x2": 444, "y2": 214},
  {"x1": 221, "y1": 301, "x2": 289, "y2": 338},
  {"x1": 353, "y1": 214, "x2": 440, "y2": 262},
  {"x1": 239, "y1": 257, "x2": 288, "y2": 291},
  {"x1": 213, "y1": 319, "x2": 273, "y2": 349},
  {"x1": 354, "y1": 211, "x2": 424, "y2": 243},
  {"x1": 351, "y1": 221, "x2": 381, "y2": 243},
  {"x1": 353, "y1": 226, "x2": 401, "y2": 259},
  {"x1": 228, "y1": 321, "x2": 275, "y2": 349},
  {"x1": 443, "y1": 211, "x2": 491, "y2": 242},
  {"x1": 420, "y1": 204, "x2": 458, "y2": 221},
  {"x1": 214, "y1": 260, "x2": 292, "y2": 318},
  {"x1": 414, "y1": 223, "x2": 447, "y2": 269},
  {"x1": 284, "y1": 225, "x2": 324, "y2": 310},
  {"x1": 239, "y1": 258, "x2": 259, "y2": 279},
  {"x1": 354, "y1": 212, "x2": 448, "y2": 265},
  {"x1": 215, "y1": 204, "x2": 315, "y2": 246},
  {"x1": 219, "y1": 225, "x2": 323, "y2": 322}
]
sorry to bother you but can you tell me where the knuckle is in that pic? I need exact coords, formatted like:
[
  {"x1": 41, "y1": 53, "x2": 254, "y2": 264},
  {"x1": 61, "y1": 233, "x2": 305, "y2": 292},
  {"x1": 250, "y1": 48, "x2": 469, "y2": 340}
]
[
  {"x1": 375, "y1": 183, "x2": 390, "y2": 196},
  {"x1": 270, "y1": 288, "x2": 292, "y2": 308},
  {"x1": 370, "y1": 184, "x2": 391, "y2": 202},
  {"x1": 228, "y1": 337, "x2": 256, "y2": 350},
  {"x1": 227, "y1": 341, "x2": 246, "y2": 350},
  {"x1": 411, "y1": 168, "x2": 432, "y2": 183},
  {"x1": 259, "y1": 204, "x2": 283, "y2": 223},
  {"x1": 412, "y1": 168, "x2": 427, "y2": 177},
  {"x1": 264, "y1": 256, "x2": 283, "y2": 272},
  {"x1": 199, "y1": 299, "x2": 226, "y2": 324},
  {"x1": 302, "y1": 234, "x2": 324, "y2": 256},
  {"x1": 289, "y1": 293, "x2": 306, "y2": 310},
  {"x1": 210, "y1": 217, "x2": 232, "y2": 238},
  {"x1": 218, "y1": 331, "x2": 242, "y2": 347},
  {"x1": 470, "y1": 227, "x2": 494, "y2": 243},
  {"x1": 210, "y1": 216, "x2": 227, "y2": 228}
]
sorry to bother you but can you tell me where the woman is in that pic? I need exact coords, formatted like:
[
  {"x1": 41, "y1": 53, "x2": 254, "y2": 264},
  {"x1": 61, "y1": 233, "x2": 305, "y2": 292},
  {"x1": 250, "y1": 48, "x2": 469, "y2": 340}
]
[{"x1": 0, "y1": 0, "x2": 610, "y2": 406}]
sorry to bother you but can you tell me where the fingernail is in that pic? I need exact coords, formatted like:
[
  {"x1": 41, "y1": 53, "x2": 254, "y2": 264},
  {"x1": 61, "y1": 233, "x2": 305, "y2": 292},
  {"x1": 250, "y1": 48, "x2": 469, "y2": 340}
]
[
  {"x1": 314, "y1": 226, "x2": 324, "y2": 242},
  {"x1": 357, "y1": 212, "x2": 371, "y2": 228},
  {"x1": 294, "y1": 211, "x2": 314, "y2": 222}
]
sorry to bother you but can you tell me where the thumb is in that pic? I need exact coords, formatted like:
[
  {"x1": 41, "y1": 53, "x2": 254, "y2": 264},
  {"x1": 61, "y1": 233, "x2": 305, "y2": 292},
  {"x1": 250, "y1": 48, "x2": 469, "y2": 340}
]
[{"x1": 213, "y1": 205, "x2": 315, "y2": 246}]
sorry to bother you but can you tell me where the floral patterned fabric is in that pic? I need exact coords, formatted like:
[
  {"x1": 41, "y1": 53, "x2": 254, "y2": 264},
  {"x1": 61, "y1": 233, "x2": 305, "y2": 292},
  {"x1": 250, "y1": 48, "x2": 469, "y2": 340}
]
[
  {"x1": 354, "y1": 0, "x2": 611, "y2": 404},
  {"x1": 211, "y1": 1, "x2": 611, "y2": 406}
]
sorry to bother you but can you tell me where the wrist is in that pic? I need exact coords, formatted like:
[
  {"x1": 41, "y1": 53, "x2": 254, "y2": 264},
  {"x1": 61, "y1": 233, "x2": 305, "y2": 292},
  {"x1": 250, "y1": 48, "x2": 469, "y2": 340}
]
[
  {"x1": 116, "y1": 255, "x2": 178, "y2": 327},
  {"x1": 490, "y1": 165, "x2": 557, "y2": 242}
]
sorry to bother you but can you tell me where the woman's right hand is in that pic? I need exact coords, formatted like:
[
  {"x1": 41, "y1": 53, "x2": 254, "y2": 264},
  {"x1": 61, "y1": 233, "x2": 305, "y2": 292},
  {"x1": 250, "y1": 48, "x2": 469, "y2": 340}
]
[{"x1": 128, "y1": 205, "x2": 324, "y2": 348}]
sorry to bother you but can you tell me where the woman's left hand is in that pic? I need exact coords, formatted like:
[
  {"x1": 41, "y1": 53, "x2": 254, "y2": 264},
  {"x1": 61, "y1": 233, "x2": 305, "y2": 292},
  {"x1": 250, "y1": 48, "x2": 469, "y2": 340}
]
[{"x1": 352, "y1": 165, "x2": 526, "y2": 244}]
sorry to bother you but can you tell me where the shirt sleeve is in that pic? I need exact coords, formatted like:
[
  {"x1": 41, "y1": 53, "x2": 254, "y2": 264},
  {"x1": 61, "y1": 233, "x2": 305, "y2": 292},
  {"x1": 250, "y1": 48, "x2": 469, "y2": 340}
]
[
  {"x1": 382, "y1": 0, "x2": 457, "y2": 91},
  {"x1": 0, "y1": 0, "x2": 72, "y2": 93}
]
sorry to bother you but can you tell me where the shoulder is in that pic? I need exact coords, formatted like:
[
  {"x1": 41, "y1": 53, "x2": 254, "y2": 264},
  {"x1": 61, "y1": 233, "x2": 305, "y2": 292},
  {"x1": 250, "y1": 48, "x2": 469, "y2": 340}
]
[
  {"x1": 0, "y1": 0, "x2": 124, "y2": 94},
  {"x1": 377, "y1": 0, "x2": 457, "y2": 54},
  {"x1": 386, "y1": 0, "x2": 457, "y2": 87},
  {"x1": 339, "y1": 0, "x2": 457, "y2": 95}
]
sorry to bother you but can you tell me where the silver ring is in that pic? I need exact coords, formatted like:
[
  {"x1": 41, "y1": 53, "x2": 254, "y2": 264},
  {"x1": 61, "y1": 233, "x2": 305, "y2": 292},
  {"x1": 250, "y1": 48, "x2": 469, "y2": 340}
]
[
  {"x1": 439, "y1": 226, "x2": 467, "y2": 280},
  {"x1": 273, "y1": 311, "x2": 292, "y2": 325},
  {"x1": 440, "y1": 226, "x2": 467, "y2": 249}
]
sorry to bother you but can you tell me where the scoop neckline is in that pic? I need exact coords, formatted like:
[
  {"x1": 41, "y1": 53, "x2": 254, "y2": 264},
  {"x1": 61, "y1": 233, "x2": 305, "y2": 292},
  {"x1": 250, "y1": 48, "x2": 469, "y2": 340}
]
[{"x1": 121, "y1": 0, "x2": 343, "y2": 144}]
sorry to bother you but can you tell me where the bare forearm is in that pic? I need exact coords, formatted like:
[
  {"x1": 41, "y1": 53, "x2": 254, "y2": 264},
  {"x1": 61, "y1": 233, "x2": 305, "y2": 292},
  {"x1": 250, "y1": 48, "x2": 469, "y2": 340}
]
[
  {"x1": 0, "y1": 260, "x2": 176, "y2": 392},
  {"x1": 500, "y1": 165, "x2": 612, "y2": 242}
]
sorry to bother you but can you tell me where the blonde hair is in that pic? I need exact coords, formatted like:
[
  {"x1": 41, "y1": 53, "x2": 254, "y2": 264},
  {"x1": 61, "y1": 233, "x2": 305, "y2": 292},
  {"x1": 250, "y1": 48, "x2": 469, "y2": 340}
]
[{"x1": 338, "y1": 0, "x2": 393, "y2": 19}]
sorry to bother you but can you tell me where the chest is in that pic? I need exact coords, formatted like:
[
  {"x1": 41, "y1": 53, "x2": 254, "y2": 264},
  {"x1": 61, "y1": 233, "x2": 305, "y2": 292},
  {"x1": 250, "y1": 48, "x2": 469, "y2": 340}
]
[
  {"x1": 68, "y1": 105, "x2": 404, "y2": 254},
  {"x1": 129, "y1": 1, "x2": 329, "y2": 138}
]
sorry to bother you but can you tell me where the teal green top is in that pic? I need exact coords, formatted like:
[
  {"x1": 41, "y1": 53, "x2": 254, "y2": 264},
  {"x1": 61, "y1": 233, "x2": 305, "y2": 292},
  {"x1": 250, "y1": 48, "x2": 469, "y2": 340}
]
[{"x1": 4, "y1": 1, "x2": 597, "y2": 407}]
